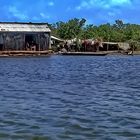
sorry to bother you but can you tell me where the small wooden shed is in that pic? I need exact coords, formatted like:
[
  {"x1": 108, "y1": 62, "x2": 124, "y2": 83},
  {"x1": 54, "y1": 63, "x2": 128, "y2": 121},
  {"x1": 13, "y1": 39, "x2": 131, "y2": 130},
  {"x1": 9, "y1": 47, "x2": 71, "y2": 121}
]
[
  {"x1": 0, "y1": 22, "x2": 51, "y2": 51},
  {"x1": 102, "y1": 42, "x2": 130, "y2": 51}
]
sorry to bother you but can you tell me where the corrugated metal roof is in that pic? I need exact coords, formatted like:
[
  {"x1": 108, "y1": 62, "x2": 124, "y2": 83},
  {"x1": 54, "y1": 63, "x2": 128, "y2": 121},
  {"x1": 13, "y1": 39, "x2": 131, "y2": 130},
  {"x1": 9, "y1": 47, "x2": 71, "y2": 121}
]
[{"x1": 0, "y1": 22, "x2": 51, "y2": 32}]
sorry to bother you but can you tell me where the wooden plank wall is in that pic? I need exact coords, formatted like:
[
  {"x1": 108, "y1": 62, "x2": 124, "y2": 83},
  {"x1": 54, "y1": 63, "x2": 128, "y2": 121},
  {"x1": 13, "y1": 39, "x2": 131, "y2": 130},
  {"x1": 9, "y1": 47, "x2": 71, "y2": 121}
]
[{"x1": 0, "y1": 32, "x2": 50, "y2": 51}]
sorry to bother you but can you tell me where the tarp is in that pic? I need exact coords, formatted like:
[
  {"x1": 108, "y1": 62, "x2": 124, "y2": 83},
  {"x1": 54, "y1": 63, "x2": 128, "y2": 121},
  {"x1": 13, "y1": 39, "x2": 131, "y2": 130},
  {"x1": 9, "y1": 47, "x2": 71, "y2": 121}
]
[{"x1": 51, "y1": 36, "x2": 64, "y2": 42}]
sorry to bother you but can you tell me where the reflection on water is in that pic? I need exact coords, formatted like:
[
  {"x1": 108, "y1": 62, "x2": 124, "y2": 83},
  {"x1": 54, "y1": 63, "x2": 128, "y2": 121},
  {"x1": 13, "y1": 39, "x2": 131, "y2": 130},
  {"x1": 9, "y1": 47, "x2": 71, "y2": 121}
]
[{"x1": 0, "y1": 55, "x2": 140, "y2": 140}]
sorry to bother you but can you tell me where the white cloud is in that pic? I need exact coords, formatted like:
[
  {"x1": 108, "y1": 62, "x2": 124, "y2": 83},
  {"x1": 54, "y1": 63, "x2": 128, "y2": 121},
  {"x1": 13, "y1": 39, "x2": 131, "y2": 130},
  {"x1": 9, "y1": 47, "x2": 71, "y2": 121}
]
[
  {"x1": 48, "y1": 1, "x2": 54, "y2": 6},
  {"x1": 40, "y1": 13, "x2": 50, "y2": 19},
  {"x1": 66, "y1": 7, "x2": 72, "y2": 11},
  {"x1": 108, "y1": 12, "x2": 116, "y2": 16},
  {"x1": 76, "y1": 0, "x2": 132, "y2": 10},
  {"x1": 32, "y1": 16, "x2": 40, "y2": 21},
  {"x1": 76, "y1": 0, "x2": 95, "y2": 10},
  {"x1": 110, "y1": 0, "x2": 131, "y2": 6},
  {"x1": 8, "y1": 6, "x2": 28, "y2": 20}
]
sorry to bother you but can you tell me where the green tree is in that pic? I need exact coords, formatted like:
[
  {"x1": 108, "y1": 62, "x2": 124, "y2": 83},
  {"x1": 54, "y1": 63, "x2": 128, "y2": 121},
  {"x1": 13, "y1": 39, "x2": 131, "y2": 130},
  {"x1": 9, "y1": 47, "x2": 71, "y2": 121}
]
[
  {"x1": 49, "y1": 18, "x2": 140, "y2": 50},
  {"x1": 55, "y1": 18, "x2": 86, "y2": 40}
]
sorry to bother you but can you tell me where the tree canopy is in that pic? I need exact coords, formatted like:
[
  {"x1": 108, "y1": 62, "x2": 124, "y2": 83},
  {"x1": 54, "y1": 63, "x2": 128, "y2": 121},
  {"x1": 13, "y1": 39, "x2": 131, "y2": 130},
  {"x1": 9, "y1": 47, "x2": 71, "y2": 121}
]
[{"x1": 48, "y1": 18, "x2": 140, "y2": 50}]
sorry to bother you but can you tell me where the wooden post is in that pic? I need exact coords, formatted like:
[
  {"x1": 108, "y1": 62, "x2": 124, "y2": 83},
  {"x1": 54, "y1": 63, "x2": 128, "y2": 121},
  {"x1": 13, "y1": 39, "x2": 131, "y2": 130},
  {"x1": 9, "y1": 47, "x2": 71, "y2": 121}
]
[
  {"x1": 118, "y1": 43, "x2": 119, "y2": 52},
  {"x1": 132, "y1": 44, "x2": 134, "y2": 56},
  {"x1": 3, "y1": 33, "x2": 5, "y2": 51},
  {"x1": 106, "y1": 43, "x2": 108, "y2": 51},
  {"x1": 23, "y1": 33, "x2": 25, "y2": 51},
  {"x1": 107, "y1": 35, "x2": 109, "y2": 51},
  {"x1": 38, "y1": 34, "x2": 41, "y2": 55},
  {"x1": 39, "y1": 34, "x2": 40, "y2": 51},
  {"x1": 85, "y1": 42, "x2": 86, "y2": 52},
  {"x1": 76, "y1": 37, "x2": 79, "y2": 52},
  {"x1": 49, "y1": 33, "x2": 51, "y2": 50}
]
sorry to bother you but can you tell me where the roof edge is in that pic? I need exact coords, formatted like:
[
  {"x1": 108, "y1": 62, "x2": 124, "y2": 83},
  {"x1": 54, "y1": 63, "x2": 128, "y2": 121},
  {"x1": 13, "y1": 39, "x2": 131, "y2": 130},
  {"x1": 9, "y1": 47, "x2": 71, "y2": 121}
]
[{"x1": 0, "y1": 22, "x2": 49, "y2": 25}]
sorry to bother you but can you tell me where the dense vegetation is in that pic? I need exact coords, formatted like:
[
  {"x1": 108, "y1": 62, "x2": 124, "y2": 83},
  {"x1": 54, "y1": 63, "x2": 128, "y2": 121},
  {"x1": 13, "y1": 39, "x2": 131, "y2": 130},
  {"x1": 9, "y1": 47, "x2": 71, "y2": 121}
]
[{"x1": 48, "y1": 18, "x2": 140, "y2": 50}]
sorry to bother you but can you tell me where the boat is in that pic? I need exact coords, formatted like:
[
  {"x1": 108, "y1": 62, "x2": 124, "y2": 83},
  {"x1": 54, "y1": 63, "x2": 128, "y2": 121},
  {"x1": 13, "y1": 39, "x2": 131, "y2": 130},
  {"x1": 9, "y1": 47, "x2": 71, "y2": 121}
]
[{"x1": 60, "y1": 52, "x2": 108, "y2": 56}]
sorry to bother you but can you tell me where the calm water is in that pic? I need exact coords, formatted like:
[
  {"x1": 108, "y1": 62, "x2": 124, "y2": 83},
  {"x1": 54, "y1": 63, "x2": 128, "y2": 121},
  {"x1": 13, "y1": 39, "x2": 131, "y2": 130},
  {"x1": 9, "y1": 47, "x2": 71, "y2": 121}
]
[{"x1": 0, "y1": 55, "x2": 140, "y2": 140}]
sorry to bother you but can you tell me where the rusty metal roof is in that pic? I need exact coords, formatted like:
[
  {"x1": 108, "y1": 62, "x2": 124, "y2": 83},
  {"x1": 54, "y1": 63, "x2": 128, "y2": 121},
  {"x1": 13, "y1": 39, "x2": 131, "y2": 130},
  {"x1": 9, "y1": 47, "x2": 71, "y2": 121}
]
[{"x1": 0, "y1": 22, "x2": 51, "y2": 32}]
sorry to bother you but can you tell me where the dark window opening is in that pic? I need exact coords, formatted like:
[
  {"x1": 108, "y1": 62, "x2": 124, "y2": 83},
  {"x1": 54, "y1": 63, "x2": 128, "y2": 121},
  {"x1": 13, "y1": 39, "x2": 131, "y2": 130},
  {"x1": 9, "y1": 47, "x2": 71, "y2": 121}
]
[
  {"x1": 0, "y1": 44, "x2": 3, "y2": 51},
  {"x1": 103, "y1": 44, "x2": 119, "y2": 51},
  {"x1": 25, "y1": 34, "x2": 38, "y2": 51}
]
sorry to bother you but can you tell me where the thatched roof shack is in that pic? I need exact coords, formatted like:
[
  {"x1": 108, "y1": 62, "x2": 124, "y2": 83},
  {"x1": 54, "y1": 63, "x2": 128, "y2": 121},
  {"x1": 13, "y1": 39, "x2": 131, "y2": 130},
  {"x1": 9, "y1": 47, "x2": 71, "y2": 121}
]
[
  {"x1": 102, "y1": 42, "x2": 130, "y2": 51},
  {"x1": 0, "y1": 22, "x2": 51, "y2": 51},
  {"x1": 118, "y1": 43, "x2": 130, "y2": 51}
]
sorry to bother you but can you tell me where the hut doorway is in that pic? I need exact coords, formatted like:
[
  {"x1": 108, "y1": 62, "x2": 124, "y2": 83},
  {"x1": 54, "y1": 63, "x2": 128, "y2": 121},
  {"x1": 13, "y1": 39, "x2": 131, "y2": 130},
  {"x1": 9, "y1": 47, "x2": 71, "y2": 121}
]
[
  {"x1": 0, "y1": 34, "x2": 4, "y2": 51},
  {"x1": 25, "y1": 34, "x2": 36, "y2": 44},
  {"x1": 25, "y1": 34, "x2": 37, "y2": 51},
  {"x1": 0, "y1": 44, "x2": 3, "y2": 51}
]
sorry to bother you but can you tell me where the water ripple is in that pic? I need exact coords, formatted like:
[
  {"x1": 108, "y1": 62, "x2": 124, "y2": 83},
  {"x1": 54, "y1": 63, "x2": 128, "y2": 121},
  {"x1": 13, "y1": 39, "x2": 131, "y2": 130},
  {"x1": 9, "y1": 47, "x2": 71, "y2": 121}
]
[{"x1": 0, "y1": 55, "x2": 140, "y2": 139}]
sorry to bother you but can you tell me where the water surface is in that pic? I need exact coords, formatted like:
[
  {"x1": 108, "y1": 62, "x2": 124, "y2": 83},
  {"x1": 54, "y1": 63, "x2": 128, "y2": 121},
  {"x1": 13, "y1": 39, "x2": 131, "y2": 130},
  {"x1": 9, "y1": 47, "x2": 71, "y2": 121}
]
[{"x1": 0, "y1": 55, "x2": 140, "y2": 140}]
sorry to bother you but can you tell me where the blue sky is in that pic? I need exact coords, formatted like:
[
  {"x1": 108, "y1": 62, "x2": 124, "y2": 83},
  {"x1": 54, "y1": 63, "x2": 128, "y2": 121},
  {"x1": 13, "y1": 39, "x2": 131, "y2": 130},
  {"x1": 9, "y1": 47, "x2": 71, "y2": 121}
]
[{"x1": 0, "y1": 0, "x2": 139, "y2": 25}]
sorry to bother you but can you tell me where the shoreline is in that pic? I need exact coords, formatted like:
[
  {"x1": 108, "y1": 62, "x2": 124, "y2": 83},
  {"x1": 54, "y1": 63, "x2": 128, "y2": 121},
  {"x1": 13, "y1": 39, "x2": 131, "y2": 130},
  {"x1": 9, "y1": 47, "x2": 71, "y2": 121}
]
[
  {"x1": 0, "y1": 50, "x2": 140, "y2": 57},
  {"x1": 0, "y1": 50, "x2": 53, "y2": 57},
  {"x1": 59, "y1": 51, "x2": 140, "y2": 56}
]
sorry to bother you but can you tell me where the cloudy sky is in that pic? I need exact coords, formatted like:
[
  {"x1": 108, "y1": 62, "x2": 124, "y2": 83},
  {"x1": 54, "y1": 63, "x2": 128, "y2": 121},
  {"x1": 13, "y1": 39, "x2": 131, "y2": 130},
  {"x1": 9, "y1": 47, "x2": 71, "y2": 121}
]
[{"x1": 0, "y1": 0, "x2": 139, "y2": 25}]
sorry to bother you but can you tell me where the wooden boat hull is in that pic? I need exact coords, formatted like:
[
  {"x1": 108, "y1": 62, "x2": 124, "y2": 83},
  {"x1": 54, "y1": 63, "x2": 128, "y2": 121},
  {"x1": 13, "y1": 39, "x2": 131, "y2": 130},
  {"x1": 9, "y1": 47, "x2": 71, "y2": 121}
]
[{"x1": 61, "y1": 52, "x2": 108, "y2": 56}]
